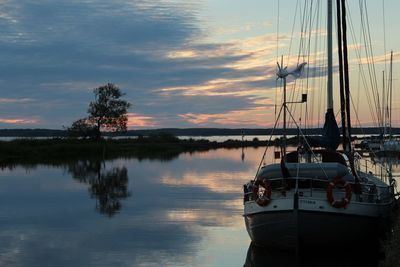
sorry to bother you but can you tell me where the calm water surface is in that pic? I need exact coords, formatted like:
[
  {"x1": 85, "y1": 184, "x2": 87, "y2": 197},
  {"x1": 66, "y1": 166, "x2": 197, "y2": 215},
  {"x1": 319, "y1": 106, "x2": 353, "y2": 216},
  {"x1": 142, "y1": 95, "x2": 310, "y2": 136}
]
[
  {"x1": 0, "y1": 148, "x2": 265, "y2": 267},
  {"x1": 0, "y1": 147, "x2": 398, "y2": 266}
]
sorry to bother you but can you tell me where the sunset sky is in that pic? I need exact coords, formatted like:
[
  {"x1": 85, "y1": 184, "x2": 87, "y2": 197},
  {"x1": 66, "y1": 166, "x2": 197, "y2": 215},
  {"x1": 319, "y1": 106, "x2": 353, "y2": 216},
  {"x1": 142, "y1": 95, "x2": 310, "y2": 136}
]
[{"x1": 1, "y1": 0, "x2": 399, "y2": 129}]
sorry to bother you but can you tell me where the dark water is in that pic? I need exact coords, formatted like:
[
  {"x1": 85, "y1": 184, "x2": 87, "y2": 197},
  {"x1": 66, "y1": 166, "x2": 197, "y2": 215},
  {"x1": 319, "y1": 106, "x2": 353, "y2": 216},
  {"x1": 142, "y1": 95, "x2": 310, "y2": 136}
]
[{"x1": 0, "y1": 147, "x2": 397, "y2": 266}]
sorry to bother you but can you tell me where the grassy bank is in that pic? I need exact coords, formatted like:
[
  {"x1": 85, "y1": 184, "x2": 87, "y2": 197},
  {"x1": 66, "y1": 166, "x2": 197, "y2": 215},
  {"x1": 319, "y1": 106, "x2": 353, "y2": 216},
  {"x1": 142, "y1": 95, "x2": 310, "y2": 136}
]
[{"x1": 0, "y1": 135, "x2": 280, "y2": 164}]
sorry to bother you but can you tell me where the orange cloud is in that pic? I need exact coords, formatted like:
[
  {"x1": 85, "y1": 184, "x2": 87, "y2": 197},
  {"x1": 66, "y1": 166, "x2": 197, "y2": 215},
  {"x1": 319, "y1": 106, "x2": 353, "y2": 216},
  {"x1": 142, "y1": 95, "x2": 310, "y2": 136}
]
[
  {"x1": 127, "y1": 113, "x2": 158, "y2": 128},
  {"x1": 0, "y1": 118, "x2": 38, "y2": 124},
  {"x1": 159, "y1": 75, "x2": 273, "y2": 97},
  {"x1": 179, "y1": 107, "x2": 275, "y2": 127},
  {"x1": 352, "y1": 51, "x2": 400, "y2": 65}
]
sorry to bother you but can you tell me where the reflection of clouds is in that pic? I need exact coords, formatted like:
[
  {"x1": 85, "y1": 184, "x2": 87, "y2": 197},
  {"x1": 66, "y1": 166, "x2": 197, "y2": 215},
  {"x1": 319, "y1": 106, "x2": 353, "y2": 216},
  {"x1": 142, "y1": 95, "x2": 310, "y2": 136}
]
[
  {"x1": 0, "y1": 230, "x2": 23, "y2": 266},
  {"x1": 0, "y1": 220, "x2": 199, "y2": 267},
  {"x1": 180, "y1": 148, "x2": 265, "y2": 164},
  {"x1": 167, "y1": 198, "x2": 244, "y2": 227},
  {"x1": 161, "y1": 172, "x2": 247, "y2": 193},
  {"x1": 0, "y1": 148, "x2": 269, "y2": 266},
  {"x1": 167, "y1": 209, "x2": 238, "y2": 226}
]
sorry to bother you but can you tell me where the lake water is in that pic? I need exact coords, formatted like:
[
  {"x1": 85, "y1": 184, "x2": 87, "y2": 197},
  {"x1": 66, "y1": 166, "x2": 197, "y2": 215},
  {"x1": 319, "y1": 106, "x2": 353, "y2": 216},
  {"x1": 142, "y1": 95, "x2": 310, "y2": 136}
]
[{"x1": 0, "y1": 147, "x2": 398, "y2": 266}]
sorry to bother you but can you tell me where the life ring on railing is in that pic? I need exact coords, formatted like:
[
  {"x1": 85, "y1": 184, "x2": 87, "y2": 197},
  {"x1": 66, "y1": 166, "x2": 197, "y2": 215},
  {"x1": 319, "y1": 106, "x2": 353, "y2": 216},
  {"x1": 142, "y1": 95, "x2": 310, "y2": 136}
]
[
  {"x1": 252, "y1": 178, "x2": 272, "y2": 206},
  {"x1": 326, "y1": 176, "x2": 352, "y2": 208}
]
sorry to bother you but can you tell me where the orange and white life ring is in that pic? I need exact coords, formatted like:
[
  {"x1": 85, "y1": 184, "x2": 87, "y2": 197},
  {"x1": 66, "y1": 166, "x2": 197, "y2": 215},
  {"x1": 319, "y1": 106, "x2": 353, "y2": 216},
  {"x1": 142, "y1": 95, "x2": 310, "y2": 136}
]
[
  {"x1": 252, "y1": 178, "x2": 272, "y2": 206},
  {"x1": 327, "y1": 176, "x2": 352, "y2": 208}
]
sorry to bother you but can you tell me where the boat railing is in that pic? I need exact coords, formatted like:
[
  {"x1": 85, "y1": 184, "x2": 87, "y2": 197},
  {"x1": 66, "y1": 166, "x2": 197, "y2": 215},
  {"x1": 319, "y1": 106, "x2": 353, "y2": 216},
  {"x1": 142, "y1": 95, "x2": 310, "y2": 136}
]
[
  {"x1": 354, "y1": 156, "x2": 391, "y2": 184},
  {"x1": 244, "y1": 176, "x2": 392, "y2": 204}
]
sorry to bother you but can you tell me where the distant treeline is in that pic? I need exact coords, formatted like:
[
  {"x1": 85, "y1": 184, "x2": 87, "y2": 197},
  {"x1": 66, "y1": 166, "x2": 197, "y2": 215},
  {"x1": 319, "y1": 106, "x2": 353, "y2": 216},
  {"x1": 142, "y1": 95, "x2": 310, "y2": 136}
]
[{"x1": 0, "y1": 127, "x2": 399, "y2": 137}]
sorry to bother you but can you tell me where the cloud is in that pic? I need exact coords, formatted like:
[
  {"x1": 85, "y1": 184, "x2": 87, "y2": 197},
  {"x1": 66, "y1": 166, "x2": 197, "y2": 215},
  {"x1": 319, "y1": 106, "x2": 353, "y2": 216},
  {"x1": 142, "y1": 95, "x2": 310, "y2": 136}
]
[
  {"x1": 0, "y1": 0, "x2": 204, "y2": 127},
  {"x1": 127, "y1": 113, "x2": 158, "y2": 128},
  {"x1": 0, "y1": 98, "x2": 35, "y2": 104},
  {"x1": 0, "y1": 118, "x2": 39, "y2": 124},
  {"x1": 0, "y1": 0, "x2": 293, "y2": 129},
  {"x1": 0, "y1": 0, "x2": 343, "y2": 129},
  {"x1": 178, "y1": 106, "x2": 275, "y2": 128}
]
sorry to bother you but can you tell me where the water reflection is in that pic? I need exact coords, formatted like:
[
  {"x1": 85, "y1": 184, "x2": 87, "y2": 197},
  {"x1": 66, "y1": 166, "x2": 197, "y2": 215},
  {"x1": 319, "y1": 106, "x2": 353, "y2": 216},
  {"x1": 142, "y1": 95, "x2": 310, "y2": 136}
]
[
  {"x1": 244, "y1": 242, "x2": 296, "y2": 267},
  {"x1": 0, "y1": 147, "x2": 392, "y2": 266},
  {"x1": 244, "y1": 242, "x2": 382, "y2": 267},
  {"x1": 370, "y1": 153, "x2": 400, "y2": 194},
  {"x1": 67, "y1": 160, "x2": 129, "y2": 216},
  {"x1": 371, "y1": 153, "x2": 400, "y2": 171}
]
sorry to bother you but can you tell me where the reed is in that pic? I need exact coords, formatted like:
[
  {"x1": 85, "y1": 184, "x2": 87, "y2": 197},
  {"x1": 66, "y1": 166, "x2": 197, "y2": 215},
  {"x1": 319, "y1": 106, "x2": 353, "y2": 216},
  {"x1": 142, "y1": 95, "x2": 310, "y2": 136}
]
[{"x1": 0, "y1": 135, "x2": 275, "y2": 164}]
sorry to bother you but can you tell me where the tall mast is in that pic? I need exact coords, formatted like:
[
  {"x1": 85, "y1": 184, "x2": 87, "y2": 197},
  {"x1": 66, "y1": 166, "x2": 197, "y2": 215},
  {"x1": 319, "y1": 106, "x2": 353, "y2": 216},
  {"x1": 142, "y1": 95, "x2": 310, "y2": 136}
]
[
  {"x1": 327, "y1": 0, "x2": 333, "y2": 110},
  {"x1": 389, "y1": 50, "x2": 393, "y2": 137},
  {"x1": 336, "y1": 0, "x2": 347, "y2": 150}
]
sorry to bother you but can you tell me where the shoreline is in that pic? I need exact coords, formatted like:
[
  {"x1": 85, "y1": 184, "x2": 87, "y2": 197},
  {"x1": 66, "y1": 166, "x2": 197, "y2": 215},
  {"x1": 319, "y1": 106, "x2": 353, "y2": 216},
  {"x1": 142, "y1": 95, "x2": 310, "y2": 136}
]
[{"x1": 0, "y1": 136, "x2": 280, "y2": 164}]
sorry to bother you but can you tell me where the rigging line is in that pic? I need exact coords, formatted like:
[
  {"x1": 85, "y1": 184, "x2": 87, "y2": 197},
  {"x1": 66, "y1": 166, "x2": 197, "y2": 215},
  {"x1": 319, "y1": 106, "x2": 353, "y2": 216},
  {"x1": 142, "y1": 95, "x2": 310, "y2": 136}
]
[
  {"x1": 276, "y1": 0, "x2": 280, "y2": 63},
  {"x1": 317, "y1": 4, "x2": 326, "y2": 129},
  {"x1": 356, "y1": 64, "x2": 361, "y2": 122},
  {"x1": 360, "y1": 60, "x2": 379, "y2": 126},
  {"x1": 288, "y1": 0, "x2": 307, "y2": 116},
  {"x1": 349, "y1": 84, "x2": 368, "y2": 139},
  {"x1": 290, "y1": 0, "x2": 311, "y2": 128},
  {"x1": 254, "y1": 104, "x2": 284, "y2": 180},
  {"x1": 297, "y1": 0, "x2": 309, "y2": 63},
  {"x1": 287, "y1": 0, "x2": 300, "y2": 68},
  {"x1": 275, "y1": 0, "x2": 280, "y2": 120},
  {"x1": 359, "y1": 0, "x2": 381, "y2": 128},
  {"x1": 362, "y1": 0, "x2": 382, "y2": 126},
  {"x1": 289, "y1": 0, "x2": 313, "y2": 130},
  {"x1": 389, "y1": 51, "x2": 393, "y2": 135},
  {"x1": 296, "y1": 0, "x2": 306, "y2": 65},
  {"x1": 304, "y1": 0, "x2": 318, "y2": 132},
  {"x1": 275, "y1": 80, "x2": 278, "y2": 119},
  {"x1": 346, "y1": 2, "x2": 378, "y2": 127},
  {"x1": 309, "y1": 0, "x2": 322, "y2": 130},
  {"x1": 383, "y1": 70, "x2": 386, "y2": 135},
  {"x1": 284, "y1": 105, "x2": 329, "y2": 179},
  {"x1": 382, "y1": 0, "x2": 387, "y2": 82},
  {"x1": 281, "y1": 0, "x2": 299, "y2": 129},
  {"x1": 293, "y1": 0, "x2": 310, "y2": 129},
  {"x1": 309, "y1": 0, "x2": 321, "y2": 129}
]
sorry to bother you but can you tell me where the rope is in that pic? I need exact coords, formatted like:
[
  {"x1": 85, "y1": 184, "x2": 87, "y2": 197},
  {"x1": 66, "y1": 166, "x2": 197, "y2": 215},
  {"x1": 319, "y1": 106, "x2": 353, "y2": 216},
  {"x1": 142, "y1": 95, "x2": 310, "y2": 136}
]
[{"x1": 254, "y1": 105, "x2": 284, "y2": 180}]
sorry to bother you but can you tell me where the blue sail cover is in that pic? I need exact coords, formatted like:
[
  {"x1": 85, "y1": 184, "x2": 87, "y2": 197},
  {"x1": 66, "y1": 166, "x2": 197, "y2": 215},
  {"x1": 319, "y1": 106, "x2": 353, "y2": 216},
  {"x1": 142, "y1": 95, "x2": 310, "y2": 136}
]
[{"x1": 306, "y1": 109, "x2": 340, "y2": 151}]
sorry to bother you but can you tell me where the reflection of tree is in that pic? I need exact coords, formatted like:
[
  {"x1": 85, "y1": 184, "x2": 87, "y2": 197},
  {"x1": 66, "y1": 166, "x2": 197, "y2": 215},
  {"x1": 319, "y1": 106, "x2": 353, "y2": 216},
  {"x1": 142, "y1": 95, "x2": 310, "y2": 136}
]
[{"x1": 68, "y1": 160, "x2": 129, "y2": 217}]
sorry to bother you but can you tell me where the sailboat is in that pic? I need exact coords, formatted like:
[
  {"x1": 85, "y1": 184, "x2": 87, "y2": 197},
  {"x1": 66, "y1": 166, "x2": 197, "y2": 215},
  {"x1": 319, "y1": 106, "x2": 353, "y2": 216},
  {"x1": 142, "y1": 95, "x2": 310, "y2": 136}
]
[
  {"x1": 362, "y1": 51, "x2": 400, "y2": 155},
  {"x1": 243, "y1": 0, "x2": 395, "y2": 249}
]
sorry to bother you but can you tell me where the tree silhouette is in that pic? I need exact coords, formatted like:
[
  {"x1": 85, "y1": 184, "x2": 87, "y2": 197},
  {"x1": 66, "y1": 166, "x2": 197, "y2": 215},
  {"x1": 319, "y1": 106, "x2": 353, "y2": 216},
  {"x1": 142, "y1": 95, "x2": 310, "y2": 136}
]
[
  {"x1": 88, "y1": 83, "x2": 131, "y2": 140},
  {"x1": 66, "y1": 118, "x2": 97, "y2": 139}
]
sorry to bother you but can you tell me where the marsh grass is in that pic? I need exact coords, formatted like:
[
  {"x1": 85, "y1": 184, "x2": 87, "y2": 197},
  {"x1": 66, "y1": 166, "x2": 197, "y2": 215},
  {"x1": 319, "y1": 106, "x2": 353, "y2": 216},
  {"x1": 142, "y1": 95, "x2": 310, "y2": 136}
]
[{"x1": 0, "y1": 134, "x2": 276, "y2": 164}]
